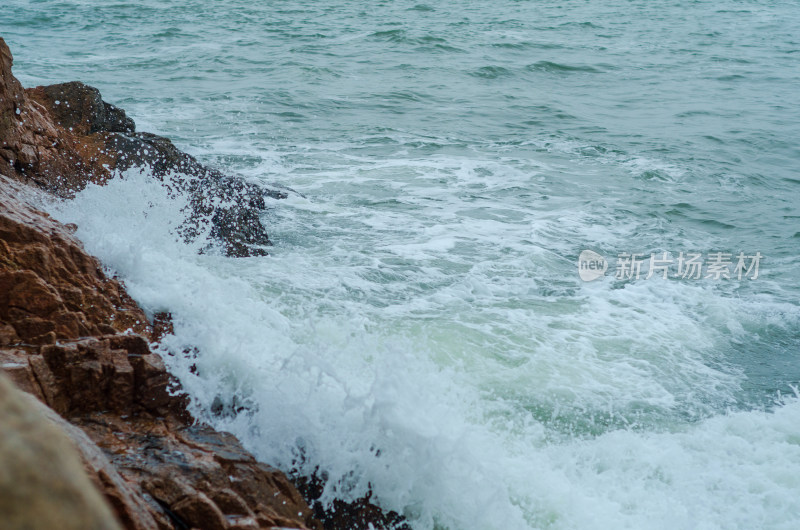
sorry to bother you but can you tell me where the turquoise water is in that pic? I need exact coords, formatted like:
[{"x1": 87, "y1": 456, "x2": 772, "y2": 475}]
[{"x1": 4, "y1": 1, "x2": 800, "y2": 528}]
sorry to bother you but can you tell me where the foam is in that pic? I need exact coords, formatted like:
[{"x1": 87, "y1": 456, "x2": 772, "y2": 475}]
[{"x1": 42, "y1": 161, "x2": 800, "y2": 529}]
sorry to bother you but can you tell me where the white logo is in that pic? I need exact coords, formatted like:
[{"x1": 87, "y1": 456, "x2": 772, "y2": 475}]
[{"x1": 578, "y1": 250, "x2": 607, "y2": 281}]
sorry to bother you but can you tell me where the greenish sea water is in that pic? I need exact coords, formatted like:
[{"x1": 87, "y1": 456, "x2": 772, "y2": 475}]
[{"x1": 3, "y1": 1, "x2": 800, "y2": 528}]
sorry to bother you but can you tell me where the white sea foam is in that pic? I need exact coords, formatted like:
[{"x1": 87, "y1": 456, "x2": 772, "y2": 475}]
[{"x1": 42, "y1": 159, "x2": 800, "y2": 529}]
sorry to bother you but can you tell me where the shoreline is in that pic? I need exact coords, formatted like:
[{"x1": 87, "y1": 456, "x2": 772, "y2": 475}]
[{"x1": 0, "y1": 36, "x2": 404, "y2": 530}]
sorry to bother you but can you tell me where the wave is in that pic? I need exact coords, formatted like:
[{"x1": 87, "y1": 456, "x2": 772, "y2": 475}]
[
  {"x1": 43, "y1": 155, "x2": 800, "y2": 529},
  {"x1": 525, "y1": 61, "x2": 603, "y2": 74}
]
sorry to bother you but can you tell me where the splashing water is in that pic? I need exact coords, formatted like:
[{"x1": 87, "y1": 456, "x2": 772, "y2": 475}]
[{"x1": 9, "y1": 0, "x2": 800, "y2": 527}]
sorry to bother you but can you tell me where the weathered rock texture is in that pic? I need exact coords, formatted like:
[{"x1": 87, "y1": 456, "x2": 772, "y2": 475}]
[
  {"x1": 0, "y1": 174, "x2": 149, "y2": 346},
  {"x1": 0, "y1": 41, "x2": 108, "y2": 193}
]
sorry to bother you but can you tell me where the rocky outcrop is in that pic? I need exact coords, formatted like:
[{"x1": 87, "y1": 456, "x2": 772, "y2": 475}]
[
  {"x1": 0, "y1": 36, "x2": 406, "y2": 530},
  {"x1": 34, "y1": 81, "x2": 135, "y2": 136},
  {"x1": 0, "y1": 38, "x2": 321, "y2": 528},
  {"x1": 1, "y1": 36, "x2": 279, "y2": 258},
  {"x1": 0, "y1": 40, "x2": 108, "y2": 193}
]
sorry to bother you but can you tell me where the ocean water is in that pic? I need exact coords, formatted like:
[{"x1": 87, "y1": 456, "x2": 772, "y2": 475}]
[{"x1": 4, "y1": 0, "x2": 800, "y2": 528}]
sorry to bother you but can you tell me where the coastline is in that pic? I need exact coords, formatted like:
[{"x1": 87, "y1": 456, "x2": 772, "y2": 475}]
[
  {"x1": 4, "y1": 1, "x2": 800, "y2": 526},
  {"x1": 0, "y1": 36, "x2": 402, "y2": 530}
]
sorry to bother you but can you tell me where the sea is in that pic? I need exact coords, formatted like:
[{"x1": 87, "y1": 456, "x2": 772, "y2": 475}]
[{"x1": 3, "y1": 1, "x2": 800, "y2": 528}]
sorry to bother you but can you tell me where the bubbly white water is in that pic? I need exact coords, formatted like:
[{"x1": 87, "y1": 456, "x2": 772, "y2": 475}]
[{"x1": 46, "y1": 161, "x2": 800, "y2": 529}]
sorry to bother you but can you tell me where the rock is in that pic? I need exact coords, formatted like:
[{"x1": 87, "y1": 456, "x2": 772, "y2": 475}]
[
  {"x1": 71, "y1": 417, "x2": 321, "y2": 530},
  {"x1": 151, "y1": 311, "x2": 174, "y2": 343},
  {"x1": 1, "y1": 35, "x2": 280, "y2": 257},
  {"x1": 297, "y1": 475, "x2": 411, "y2": 530},
  {"x1": 0, "y1": 38, "x2": 109, "y2": 193},
  {"x1": 0, "y1": 173, "x2": 151, "y2": 342},
  {"x1": 36, "y1": 81, "x2": 135, "y2": 135},
  {"x1": 0, "y1": 372, "x2": 122, "y2": 530},
  {"x1": 20, "y1": 387, "x2": 167, "y2": 530},
  {"x1": 101, "y1": 129, "x2": 278, "y2": 257},
  {"x1": 99, "y1": 129, "x2": 283, "y2": 257}
]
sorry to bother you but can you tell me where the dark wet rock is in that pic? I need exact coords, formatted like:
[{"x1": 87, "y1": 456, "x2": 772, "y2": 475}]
[
  {"x1": 101, "y1": 131, "x2": 280, "y2": 256},
  {"x1": 37, "y1": 81, "x2": 135, "y2": 135},
  {"x1": 297, "y1": 475, "x2": 411, "y2": 530}
]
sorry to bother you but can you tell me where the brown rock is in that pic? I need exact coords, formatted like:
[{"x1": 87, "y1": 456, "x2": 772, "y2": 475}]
[
  {"x1": 0, "y1": 173, "x2": 151, "y2": 342},
  {"x1": 11, "y1": 314, "x2": 56, "y2": 341},
  {"x1": 151, "y1": 311, "x2": 174, "y2": 343},
  {"x1": 0, "y1": 38, "x2": 109, "y2": 194},
  {"x1": 0, "y1": 348, "x2": 41, "y2": 398},
  {"x1": 6, "y1": 270, "x2": 63, "y2": 316},
  {"x1": 211, "y1": 488, "x2": 256, "y2": 517},
  {"x1": 171, "y1": 491, "x2": 229, "y2": 530},
  {"x1": 31, "y1": 397, "x2": 168, "y2": 530},
  {"x1": 0, "y1": 322, "x2": 19, "y2": 345}
]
